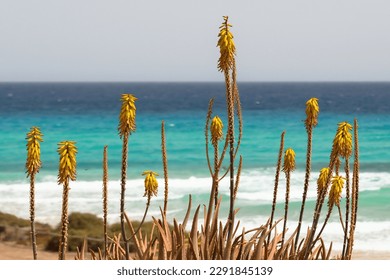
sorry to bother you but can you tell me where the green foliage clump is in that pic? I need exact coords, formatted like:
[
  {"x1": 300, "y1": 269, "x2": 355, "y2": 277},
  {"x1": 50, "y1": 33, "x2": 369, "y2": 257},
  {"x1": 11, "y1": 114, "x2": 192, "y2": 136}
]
[
  {"x1": 46, "y1": 212, "x2": 103, "y2": 252},
  {"x1": 0, "y1": 212, "x2": 30, "y2": 227}
]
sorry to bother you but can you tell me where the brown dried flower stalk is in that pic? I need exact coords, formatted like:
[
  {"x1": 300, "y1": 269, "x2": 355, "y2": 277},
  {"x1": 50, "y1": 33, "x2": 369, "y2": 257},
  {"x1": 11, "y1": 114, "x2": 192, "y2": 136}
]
[
  {"x1": 161, "y1": 121, "x2": 169, "y2": 216},
  {"x1": 102, "y1": 145, "x2": 108, "y2": 259},
  {"x1": 267, "y1": 131, "x2": 285, "y2": 247}
]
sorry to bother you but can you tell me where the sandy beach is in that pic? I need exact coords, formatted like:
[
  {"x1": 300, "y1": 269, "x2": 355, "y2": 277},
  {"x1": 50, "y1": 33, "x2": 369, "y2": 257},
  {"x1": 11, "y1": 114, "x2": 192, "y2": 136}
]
[
  {"x1": 0, "y1": 241, "x2": 389, "y2": 260},
  {"x1": 0, "y1": 241, "x2": 77, "y2": 260}
]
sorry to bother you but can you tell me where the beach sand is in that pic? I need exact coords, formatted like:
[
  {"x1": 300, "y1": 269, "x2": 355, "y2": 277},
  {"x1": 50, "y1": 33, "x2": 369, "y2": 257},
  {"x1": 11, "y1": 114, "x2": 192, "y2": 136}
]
[
  {"x1": 0, "y1": 241, "x2": 389, "y2": 260},
  {"x1": 0, "y1": 241, "x2": 77, "y2": 260}
]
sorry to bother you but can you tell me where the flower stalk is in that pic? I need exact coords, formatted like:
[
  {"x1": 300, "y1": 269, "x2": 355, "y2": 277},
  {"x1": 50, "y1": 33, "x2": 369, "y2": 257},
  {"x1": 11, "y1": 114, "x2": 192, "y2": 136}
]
[
  {"x1": 217, "y1": 15, "x2": 240, "y2": 259},
  {"x1": 161, "y1": 121, "x2": 169, "y2": 217},
  {"x1": 334, "y1": 122, "x2": 353, "y2": 259},
  {"x1": 305, "y1": 121, "x2": 352, "y2": 258},
  {"x1": 102, "y1": 145, "x2": 108, "y2": 259},
  {"x1": 295, "y1": 98, "x2": 319, "y2": 250},
  {"x1": 26, "y1": 126, "x2": 43, "y2": 260},
  {"x1": 346, "y1": 119, "x2": 359, "y2": 259},
  {"x1": 267, "y1": 131, "x2": 285, "y2": 247},
  {"x1": 57, "y1": 140, "x2": 77, "y2": 260},
  {"x1": 130, "y1": 171, "x2": 158, "y2": 239},
  {"x1": 312, "y1": 175, "x2": 345, "y2": 249},
  {"x1": 211, "y1": 115, "x2": 223, "y2": 207},
  {"x1": 281, "y1": 148, "x2": 295, "y2": 249},
  {"x1": 118, "y1": 93, "x2": 137, "y2": 259}
]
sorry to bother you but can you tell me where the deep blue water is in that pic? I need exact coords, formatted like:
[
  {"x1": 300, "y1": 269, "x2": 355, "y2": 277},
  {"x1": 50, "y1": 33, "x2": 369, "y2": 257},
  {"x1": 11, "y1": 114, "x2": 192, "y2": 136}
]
[
  {"x1": 1, "y1": 82, "x2": 390, "y2": 251},
  {"x1": 1, "y1": 82, "x2": 390, "y2": 181}
]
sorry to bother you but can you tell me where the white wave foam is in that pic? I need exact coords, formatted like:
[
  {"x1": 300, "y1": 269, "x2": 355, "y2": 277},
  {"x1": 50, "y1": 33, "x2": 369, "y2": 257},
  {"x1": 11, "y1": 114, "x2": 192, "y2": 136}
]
[
  {"x1": 217, "y1": 215, "x2": 390, "y2": 252},
  {"x1": 1, "y1": 170, "x2": 389, "y2": 251}
]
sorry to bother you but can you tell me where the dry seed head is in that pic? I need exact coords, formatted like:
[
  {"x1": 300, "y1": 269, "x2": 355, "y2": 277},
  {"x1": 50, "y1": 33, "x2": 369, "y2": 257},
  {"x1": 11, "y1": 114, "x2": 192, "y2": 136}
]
[
  {"x1": 217, "y1": 16, "x2": 236, "y2": 72},
  {"x1": 328, "y1": 176, "x2": 345, "y2": 206},
  {"x1": 57, "y1": 141, "x2": 77, "y2": 185},
  {"x1": 210, "y1": 115, "x2": 223, "y2": 145},
  {"x1": 26, "y1": 126, "x2": 43, "y2": 176},
  {"x1": 283, "y1": 148, "x2": 296, "y2": 173},
  {"x1": 305, "y1": 97, "x2": 319, "y2": 129},
  {"x1": 118, "y1": 94, "x2": 137, "y2": 138},
  {"x1": 317, "y1": 167, "x2": 330, "y2": 195},
  {"x1": 142, "y1": 170, "x2": 158, "y2": 198},
  {"x1": 332, "y1": 122, "x2": 353, "y2": 159}
]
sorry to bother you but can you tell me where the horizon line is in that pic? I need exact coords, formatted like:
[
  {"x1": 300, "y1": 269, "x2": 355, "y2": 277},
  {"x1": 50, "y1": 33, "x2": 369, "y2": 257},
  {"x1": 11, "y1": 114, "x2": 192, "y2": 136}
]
[{"x1": 1, "y1": 80, "x2": 390, "y2": 84}]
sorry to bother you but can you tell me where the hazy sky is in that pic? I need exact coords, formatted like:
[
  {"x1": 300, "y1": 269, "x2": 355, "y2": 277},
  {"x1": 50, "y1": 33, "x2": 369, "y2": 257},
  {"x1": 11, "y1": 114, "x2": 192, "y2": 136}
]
[{"x1": 1, "y1": 0, "x2": 390, "y2": 82}]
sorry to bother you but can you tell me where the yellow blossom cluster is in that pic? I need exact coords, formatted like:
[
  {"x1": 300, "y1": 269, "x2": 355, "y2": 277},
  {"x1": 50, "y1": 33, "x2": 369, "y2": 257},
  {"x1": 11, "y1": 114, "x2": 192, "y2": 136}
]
[
  {"x1": 283, "y1": 148, "x2": 296, "y2": 173},
  {"x1": 118, "y1": 94, "x2": 137, "y2": 138},
  {"x1": 317, "y1": 167, "x2": 330, "y2": 195},
  {"x1": 26, "y1": 126, "x2": 43, "y2": 176},
  {"x1": 142, "y1": 171, "x2": 158, "y2": 198},
  {"x1": 328, "y1": 176, "x2": 345, "y2": 206},
  {"x1": 210, "y1": 116, "x2": 223, "y2": 145},
  {"x1": 305, "y1": 98, "x2": 319, "y2": 129},
  {"x1": 332, "y1": 122, "x2": 353, "y2": 159},
  {"x1": 57, "y1": 141, "x2": 77, "y2": 185},
  {"x1": 217, "y1": 16, "x2": 236, "y2": 72}
]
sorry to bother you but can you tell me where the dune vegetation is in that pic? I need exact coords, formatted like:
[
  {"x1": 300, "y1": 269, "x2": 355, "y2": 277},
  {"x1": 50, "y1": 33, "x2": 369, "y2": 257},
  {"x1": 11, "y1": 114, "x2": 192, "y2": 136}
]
[{"x1": 23, "y1": 16, "x2": 359, "y2": 260}]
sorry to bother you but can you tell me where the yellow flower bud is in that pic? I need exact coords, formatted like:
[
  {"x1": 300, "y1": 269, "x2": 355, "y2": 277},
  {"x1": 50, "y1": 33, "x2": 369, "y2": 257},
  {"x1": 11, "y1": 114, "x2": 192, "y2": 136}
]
[
  {"x1": 283, "y1": 148, "x2": 296, "y2": 173},
  {"x1": 26, "y1": 127, "x2": 43, "y2": 176},
  {"x1": 118, "y1": 94, "x2": 137, "y2": 138},
  {"x1": 328, "y1": 176, "x2": 344, "y2": 206},
  {"x1": 142, "y1": 171, "x2": 158, "y2": 198},
  {"x1": 305, "y1": 97, "x2": 319, "y2": 129},
  {"x1": 210, "y1": 115, "x2": 223, "y2": 145},
  {"x1": 57, "y1": 141, "x2": 77, "y2": 185},
  {"x1": 317, "y1": 167, "x2": 330, "y2": 195},
  {"x1": 332, "y1": 122, "x2": 353, "y2": 159},
  {"x1": 217, "y1": 16, "x2": 236, "y2": 72}
]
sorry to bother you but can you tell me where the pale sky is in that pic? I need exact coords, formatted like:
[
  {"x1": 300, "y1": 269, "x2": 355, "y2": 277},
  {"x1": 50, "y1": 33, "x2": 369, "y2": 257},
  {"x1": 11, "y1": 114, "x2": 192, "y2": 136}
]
[{"x1": 1, "y1": 0, "x2": 390, "y2": 82}]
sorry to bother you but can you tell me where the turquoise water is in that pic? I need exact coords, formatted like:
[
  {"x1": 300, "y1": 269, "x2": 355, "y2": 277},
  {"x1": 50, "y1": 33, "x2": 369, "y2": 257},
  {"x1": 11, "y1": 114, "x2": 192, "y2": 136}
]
[{"x1": 1, "y1": 82, "x2": 390, "y2": 251}]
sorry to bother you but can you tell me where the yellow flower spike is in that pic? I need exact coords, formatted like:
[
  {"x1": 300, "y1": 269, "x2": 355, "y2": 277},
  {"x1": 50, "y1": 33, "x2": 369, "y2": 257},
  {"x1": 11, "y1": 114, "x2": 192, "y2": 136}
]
[
  {"x1": 328, "y1": 176, "x2": 345, "y2": 206},
  {"x1": 283, "y1": 148, "x2": 296, "y2": 173},
  {"x1": 118, "y1": 94, "x2": 137, "y2": 138},
  {"x1": 142, "y1": 171, "x2": 159, "y2": 198},
  {"x1": 57, "y1": 141, "x2": 77, "y2": 185},
  {"x1": 217, "y1": 16, "x2": 236, "y2": 72},
  {"x1": 317, "y1": 167, "x2": 330, "y2": 195},
  {"x1": 210, "y1": 115, "x2": 223, "y2": 145},
  {"x1": 305, "y1": 97, "x2": 319, "y2": 129},
  {"x1": 332, "y1": 122, "x2": 353, "y2": 159},
  {"x1": 26, "y1": 127, "x2": 43, "y2": 176}
]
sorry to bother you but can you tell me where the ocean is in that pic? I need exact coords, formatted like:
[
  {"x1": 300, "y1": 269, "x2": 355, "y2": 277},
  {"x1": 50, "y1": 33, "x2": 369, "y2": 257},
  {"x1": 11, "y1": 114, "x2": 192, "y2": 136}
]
[{"x1": 1, "y1": 82, "x2": 390, "y2": 253}]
